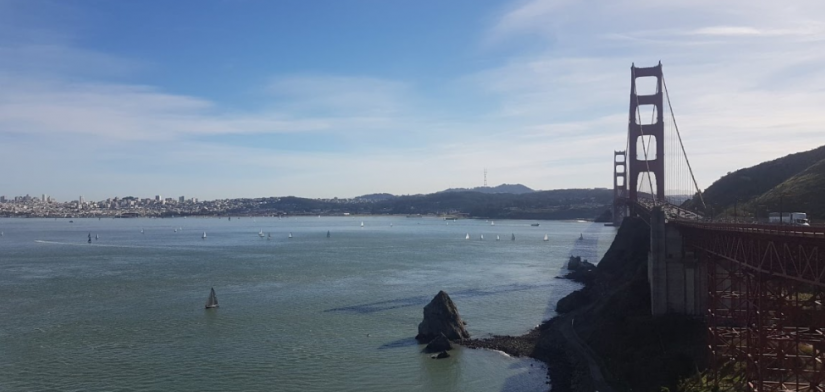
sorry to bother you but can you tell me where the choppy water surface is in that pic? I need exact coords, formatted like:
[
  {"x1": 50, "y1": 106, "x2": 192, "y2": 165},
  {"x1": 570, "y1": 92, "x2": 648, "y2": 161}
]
[{"x1": 0, "y1": 217, "x2": 615, "y2": 391}]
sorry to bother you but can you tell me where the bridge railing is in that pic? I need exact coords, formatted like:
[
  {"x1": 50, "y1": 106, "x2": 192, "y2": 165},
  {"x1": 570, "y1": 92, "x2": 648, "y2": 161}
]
[{"x1": 674, "y1": 220, "x2": 825, "y2": 238}]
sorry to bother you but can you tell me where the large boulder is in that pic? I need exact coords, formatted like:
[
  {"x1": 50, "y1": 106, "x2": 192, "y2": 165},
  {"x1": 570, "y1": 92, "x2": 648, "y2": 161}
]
[
  {"x1": 432, "y1": 351, "x2": 450, "y2": 359},
  {"x1": 423, "y1": 333, "x2": 453, "y2": 353},
  {"x1": 415, "y1": 291, "x2": 470, "y2": 342},
  {"x1": 555, "y1": 289, "x2": 591, "y2": 313}
]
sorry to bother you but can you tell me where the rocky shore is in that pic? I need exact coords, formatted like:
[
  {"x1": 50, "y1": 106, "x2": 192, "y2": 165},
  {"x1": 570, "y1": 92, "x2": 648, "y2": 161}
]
[{"x1": 464, "y1": 217, "x2": 706, "y2": 392}]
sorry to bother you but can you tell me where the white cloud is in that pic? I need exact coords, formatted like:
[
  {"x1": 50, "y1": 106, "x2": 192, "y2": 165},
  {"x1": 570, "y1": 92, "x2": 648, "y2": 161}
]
[{"x1": 477, "y1": 0, "x2": 825, "y2": 192}]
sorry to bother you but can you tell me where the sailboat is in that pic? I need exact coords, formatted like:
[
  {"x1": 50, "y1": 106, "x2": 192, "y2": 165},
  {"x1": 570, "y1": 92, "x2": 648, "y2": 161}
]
[
  {"x1": 95, "y1": 234, "x2": 99, "y2": 240},
  {"x1": 202, "y1": 231, "x2": 207, "y2": 239},
  {"x1": 141, "y1": 228, "x2": 144, "y2": 234},
  {"x1": 267, "y1": 232, "x2": 271, "y2": 241},
  {"x1": 579, "y1": 233, "x2": 584, "y2": 240},
  {"x1": 205, "y1": 288, "x2": 219, "y2": 309},
  {"x1": 326, "y1": 230, "x2": 331, "y2": 238},
  {"x1": 491, "y1": 221, "x2": 495, "y2": 226},
  {"x1": 174, "y1": 228, "x2": 178, "y2": 232},
  {"x1": 543, "y1": 234, "x2": 549, "y2": 241},
  {"x1": 465, "y1": 233, "x2": 470, "y2": 240},
  {"x1": 88, "y1": 233, "x2": 92, "y2": 244},
  {"x1": 259, "y1": 230, "x2": 265, "y2": 238},
  {"x1": 511, "y1": 233, "x2": 515, "y2": 241},
  {"x1": 496, "y1": 235, "x2": 500, "y2": 241},
  {"x1": 480, "y1": 234, "x2": 484, "y2": 240},
  {"x1": 360, "y1": 221, "x2": 364, "y2": 228},
  {"x1": 288, "y1": 232, "x2": 293, "y2": 239}
]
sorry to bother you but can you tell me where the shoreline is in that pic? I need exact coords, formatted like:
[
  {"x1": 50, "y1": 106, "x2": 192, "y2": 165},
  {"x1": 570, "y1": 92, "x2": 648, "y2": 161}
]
[{"x1": 464, "y1": 217, "x2": 707, "y2": 392}]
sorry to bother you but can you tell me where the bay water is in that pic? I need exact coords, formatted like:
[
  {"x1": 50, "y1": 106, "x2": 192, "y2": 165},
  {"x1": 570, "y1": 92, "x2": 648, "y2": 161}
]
[{"x1": 0, "y1": 217, "x2": 615, "y2": 391}]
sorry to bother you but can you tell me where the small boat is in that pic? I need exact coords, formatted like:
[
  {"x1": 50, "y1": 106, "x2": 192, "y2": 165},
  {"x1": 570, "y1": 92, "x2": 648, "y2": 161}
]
[
  {"x1": 202, "y1": 231, "x2": 207, "y2": 239},
  {"x1": 318, "y1": 215, "x2": 321, "y2": 218},
  {"x1": 390, "y1": 223, "x2": 393, "y2": 227},
  {"x1": 480, "y1": 234, "x2": 484, "y2": 240},
  {"x1": 360, "y1": 221, "x2": 364, "y2": 228},
  {"x1": 496, "y1": 235, "x2": 500, "y2": 241},
  {"x1": 288, "y1": 232, "x2": 293, "y2": 239},
  {"x1": 205, "y1": 288, "x2": 219, "y2": 309},
  {"x1": 267, "y1": 232, "x2": 271, "y2": 240},
  {"x1": 531, "y1": 223, "x2": 539, "y2": 227},
  {"x1": 579, "y1": 233, "x2": 583, "y2": 240},
  {"x1": 543, "y1": 234, "x2": 549, "y2": 241},
  {"x1": 326, "y1": 231, "x2": 331, "y2": 238},
  {"x1": 174, "y1": 228, "x2": 178, "y2": 232},
  {"x1": 1, "y1": 232, "x2": 4, "y2": 237},
  {"x1": 465, "y1": 233, "x2": 470, "y2": 240},
  {"x1": 259, "y1": 230, "x2": 265, "y2": 238},
  {"x1": 141, "y1": 228, "x2": 144, "y2": 234},
  {"x1": 95, "y1": 234, "x2": 99, "y2": 240},
  {"x1": 491, "y1": 221, "x2": 495, "y2": 226},
  {"x1": 88, "y1": 233, "x2": 92, "y2": 244},
  {"x1": 511, "y1": 233, "x2": 515, "y2": 241}
]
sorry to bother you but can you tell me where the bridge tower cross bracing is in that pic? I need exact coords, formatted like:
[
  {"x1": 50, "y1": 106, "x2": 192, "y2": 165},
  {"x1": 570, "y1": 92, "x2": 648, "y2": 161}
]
[
  {"x1": 613, "y1": 150, "x2": 628, "y2": 226},
  {"x1": 628, "y1": 62, "x2": 665, "y2": 202}
]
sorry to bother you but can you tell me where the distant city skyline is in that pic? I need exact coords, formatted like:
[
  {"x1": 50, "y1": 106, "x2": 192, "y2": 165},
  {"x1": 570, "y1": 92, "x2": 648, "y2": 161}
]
[{"x1": 2, "y1": 1, "x2": 825, "y2": 200}]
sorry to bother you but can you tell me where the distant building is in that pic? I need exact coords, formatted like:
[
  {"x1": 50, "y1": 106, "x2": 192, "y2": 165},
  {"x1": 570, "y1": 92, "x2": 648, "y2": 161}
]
[
  {"x1": 179, "y1": 196, "x2": 185, "y2": 203},
  {"x1": 155, "y1": 195, "x2": 162, "y2": 202},
  {"x1": 42, "y1": 194, "x2": 46, "y2": 202},
  {"x1": 79, "y1": 196, "x2": 85, "y2": 204},
  {"x1": 0, "y1": 196, "x2": 5, "y2": 202}
]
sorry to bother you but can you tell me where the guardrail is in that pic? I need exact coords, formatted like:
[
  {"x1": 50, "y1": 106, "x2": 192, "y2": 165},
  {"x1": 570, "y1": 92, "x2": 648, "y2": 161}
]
[{"x1": 673, "y1": 220, "x2": 825, "y2": 238}]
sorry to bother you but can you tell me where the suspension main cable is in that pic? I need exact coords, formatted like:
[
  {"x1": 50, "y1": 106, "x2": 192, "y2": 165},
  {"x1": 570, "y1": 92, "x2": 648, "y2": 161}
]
[{"x1": 662, "y1": 72, "x2": 707, "y2": 211}]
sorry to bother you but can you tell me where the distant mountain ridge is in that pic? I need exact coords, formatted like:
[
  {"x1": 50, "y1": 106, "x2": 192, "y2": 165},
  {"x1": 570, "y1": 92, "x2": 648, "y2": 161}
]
[{"x1": 440, "y1": 183, "x2": 535, "y2": 195}]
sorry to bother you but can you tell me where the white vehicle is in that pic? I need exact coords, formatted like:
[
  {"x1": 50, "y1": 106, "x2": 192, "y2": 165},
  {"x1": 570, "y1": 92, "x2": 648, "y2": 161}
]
[{"x1": 768, "y1": 212, "x2": 810, "y2": 226}]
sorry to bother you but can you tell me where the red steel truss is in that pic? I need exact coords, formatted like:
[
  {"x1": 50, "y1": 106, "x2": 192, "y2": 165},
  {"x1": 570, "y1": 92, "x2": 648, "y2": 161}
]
[{"x1": 678, "y1": 222, "x2": 825, "y2": 391}]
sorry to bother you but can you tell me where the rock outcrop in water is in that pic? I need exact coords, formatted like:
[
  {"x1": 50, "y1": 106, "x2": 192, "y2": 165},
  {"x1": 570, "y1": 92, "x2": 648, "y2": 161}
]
[
  {"x1": 415, "y1": 291, "x2": 470, "y2": 342},
  {"x1": 423, "y1": 333, "x2": 453, "y2": 353}
]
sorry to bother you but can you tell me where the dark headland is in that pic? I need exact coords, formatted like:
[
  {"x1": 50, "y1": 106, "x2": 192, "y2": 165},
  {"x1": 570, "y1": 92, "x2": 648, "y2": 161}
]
[{"x1": 463, "y1": 217, "x2": 706, "y2": 392}]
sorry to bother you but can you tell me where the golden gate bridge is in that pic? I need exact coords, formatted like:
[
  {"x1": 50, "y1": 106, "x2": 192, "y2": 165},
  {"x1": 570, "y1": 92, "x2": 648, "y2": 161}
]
[{"x1": 614, "y1": 62, "x2": 825, "y2": 391}]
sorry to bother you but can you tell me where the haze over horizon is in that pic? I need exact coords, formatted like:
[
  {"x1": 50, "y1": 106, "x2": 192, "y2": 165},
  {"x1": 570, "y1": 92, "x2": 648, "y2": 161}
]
[{"x1": 2, "y1": 0, "x2": 825, "y2": 201}]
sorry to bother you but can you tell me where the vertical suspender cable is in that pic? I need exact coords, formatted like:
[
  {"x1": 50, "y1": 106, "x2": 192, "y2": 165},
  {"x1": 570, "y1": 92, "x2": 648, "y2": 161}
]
[{"x1": 662, "y1": 73, "x2": 707, "y2": 211}]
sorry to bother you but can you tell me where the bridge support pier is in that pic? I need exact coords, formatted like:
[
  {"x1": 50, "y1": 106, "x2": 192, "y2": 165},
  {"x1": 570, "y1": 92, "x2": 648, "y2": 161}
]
[{"x1": 649, "y1": 207, "x2": 707, "y2": 315}]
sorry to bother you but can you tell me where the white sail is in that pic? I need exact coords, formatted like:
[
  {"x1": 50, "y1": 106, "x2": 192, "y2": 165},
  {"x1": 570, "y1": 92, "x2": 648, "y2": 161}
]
[
  {"x1": 496, "y1": 235, "x2": 500, "y2": 241},
  {"x1": 202, "y1": 231, "x2": 207, "y2": 239},
  {"x1": 543, "y1": 234, "x2": 549, "y2": 241},
  {"x1": 491, "y1": 221, "x2": 495, "y2": 226},
  {"x1": 360, "y1": 221, "x2": 364, "y2": 227},
  {"x1": 205, "y1": 288, "x2": 218, "y2": 309},
  {"x1": 465, "y1": 233, "x2": 470, "y2": 240},
  {"x1": 480, "y1": 234, "x2": 484, "y2": 240},
  {"x1": 288, "y1": 232, "x2": 293, "y2": 238}
]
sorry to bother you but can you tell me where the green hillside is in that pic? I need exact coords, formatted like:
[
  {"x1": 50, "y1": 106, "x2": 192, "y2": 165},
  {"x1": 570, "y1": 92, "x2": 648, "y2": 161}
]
[
  {"x1": 688, "y1": 145, "x2": 825, "y2": 220},
  {"x1": 742, "y1": 158, "x2": 825, "y2": 220}
]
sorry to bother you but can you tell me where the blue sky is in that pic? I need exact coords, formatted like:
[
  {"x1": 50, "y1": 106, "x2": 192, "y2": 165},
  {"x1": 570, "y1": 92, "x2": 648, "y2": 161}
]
[{"x1": 2, "y1": 0, "x2": 825, "y2": 201}]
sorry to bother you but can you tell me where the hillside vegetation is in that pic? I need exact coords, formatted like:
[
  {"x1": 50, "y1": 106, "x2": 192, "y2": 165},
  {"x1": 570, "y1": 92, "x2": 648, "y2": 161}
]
[{"x1": 687, "y1": 145, "x2": 825, "y2": 220}]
